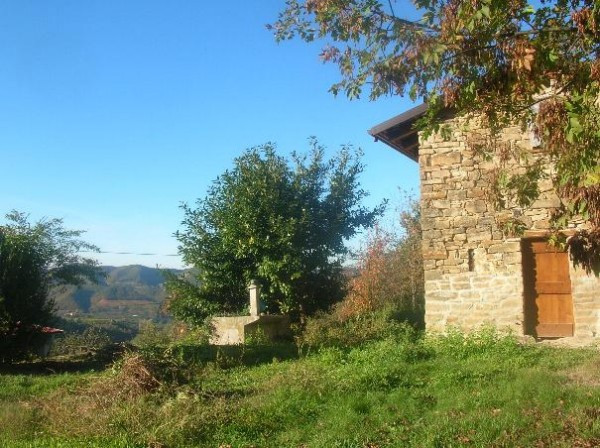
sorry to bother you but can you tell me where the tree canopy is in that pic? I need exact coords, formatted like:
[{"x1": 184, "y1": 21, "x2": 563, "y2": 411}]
[
  {"x1": 166, "y1": 141, "x2": 384, "y2": 324},
  {"x1": 0, "y1": 211, "x2": 100, "y2": 330},
  {"x1": 271, "y1": 0, "x2": 600, "y2": 267}
]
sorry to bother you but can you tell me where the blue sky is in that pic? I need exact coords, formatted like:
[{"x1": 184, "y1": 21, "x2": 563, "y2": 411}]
[{"x1": 0, "y1": 1, "x2": 420, "y2": 268}]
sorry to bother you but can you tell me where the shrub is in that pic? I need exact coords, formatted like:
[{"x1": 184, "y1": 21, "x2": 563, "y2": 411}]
[
  {"x1": 132, "y1": 321, "x2": 173, "y2": 348},
  {"x1": 56, "y1": 318, "x2": 138, "y2": 343},
  {"x1": 299, "y1": 308, "x2": 419, "y2": 350},
  {"x1": 425, "y1": 325, "x2": 523, "y2": 360},
  {"x1": 133, "y1": 320, "x2": 211, "y2": 350},
  {"x1": 337, "y1": 197, "x2": 424, "y2": 328},
  {"x1": 51, "y1": 326, "x2": 112, "y2": 358}
]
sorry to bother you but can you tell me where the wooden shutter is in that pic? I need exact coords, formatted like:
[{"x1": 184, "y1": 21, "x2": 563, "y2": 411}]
[{"x1": 522, "y1": 239, "x2": 574, "y2": 337}]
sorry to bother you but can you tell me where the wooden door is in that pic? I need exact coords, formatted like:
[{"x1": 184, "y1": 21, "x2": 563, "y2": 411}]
[{"x1": 522, "y1": 239, "x2": 574, "y2": 337}]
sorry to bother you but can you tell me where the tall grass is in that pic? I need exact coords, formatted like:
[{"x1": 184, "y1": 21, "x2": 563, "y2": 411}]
[{"x1": 1, "y1": 326, "x2": 600, "y2": 447}]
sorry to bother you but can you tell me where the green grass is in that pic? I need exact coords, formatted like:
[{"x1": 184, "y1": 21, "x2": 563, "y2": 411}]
[
  {"x1": 2, "y1": 329, "x2": 600, "y2": 447},
  {"x1": 0, "y1": 368, "x2": 99, "y2": 446},
  {"x1": 0, "y1": 371, "x2": 95, "y2": 400}
]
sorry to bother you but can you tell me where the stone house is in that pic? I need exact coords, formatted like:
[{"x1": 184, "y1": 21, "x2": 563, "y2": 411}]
[{"x1": 369, "y1": 104, "x2": 599, "y2": 339}]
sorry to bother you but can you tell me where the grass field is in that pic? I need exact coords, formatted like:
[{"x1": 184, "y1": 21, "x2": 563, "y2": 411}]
[{"x1": 2, "y1": 328, "x2": 600, "y2": 447}]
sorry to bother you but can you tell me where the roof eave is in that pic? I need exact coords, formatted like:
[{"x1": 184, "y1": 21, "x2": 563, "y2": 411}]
[
  {"x1": 368, "y1": 129, "x2": 419, "y2": 162},
  {"x1": 368, "y1": 104, "x2": 427, "y2": 162}
]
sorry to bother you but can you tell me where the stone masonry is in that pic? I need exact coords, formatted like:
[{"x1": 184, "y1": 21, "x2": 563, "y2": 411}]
[{"x1": 419, "y1": 120, "x2": 599, "y2": 337}]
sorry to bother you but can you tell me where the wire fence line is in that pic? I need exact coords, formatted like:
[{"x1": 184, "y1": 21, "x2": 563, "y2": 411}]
[{"x1": 77, "y1": 250, "x2": 180, "y2": 257}]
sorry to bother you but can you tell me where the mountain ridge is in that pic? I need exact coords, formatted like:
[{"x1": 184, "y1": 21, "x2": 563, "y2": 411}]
[{"x1": 52, "y1": 265, "x2": 186, "y2": 319}]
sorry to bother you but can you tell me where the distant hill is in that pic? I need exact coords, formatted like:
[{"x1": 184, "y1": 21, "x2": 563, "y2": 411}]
[{"x1": 51, "y1": 265, "x2": 186, "y2": 320}]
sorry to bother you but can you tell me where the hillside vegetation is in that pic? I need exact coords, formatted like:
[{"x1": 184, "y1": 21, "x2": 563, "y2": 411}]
[
  {"x1": 2, "y1": 323, "x2": 600, "y2": 448},
  {"x1": 51, "y1": 265, "x2": 184, "y2": 319}
]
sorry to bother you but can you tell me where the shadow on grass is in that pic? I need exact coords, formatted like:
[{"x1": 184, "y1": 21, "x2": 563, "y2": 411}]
[
  {"x1": 1, "y1": 342, "x2": 300, "y2": 377},
  {"x1": 0, "y1": 358, "x2": 108, "y2": 375},
  {"x1": 170, "y1": 341, "x2": 299, "y2": 367},
  {"x1": 0, "y1": 342, "x2": 133, "y2": 376}
]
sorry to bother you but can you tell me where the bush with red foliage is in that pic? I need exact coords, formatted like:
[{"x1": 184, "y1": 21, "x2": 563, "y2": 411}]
[{"x1": 338, "y1": 199, "x2": 424, "y2": 326}]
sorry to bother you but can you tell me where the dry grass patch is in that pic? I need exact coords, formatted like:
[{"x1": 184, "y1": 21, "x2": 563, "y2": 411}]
[
  {"x1": 565, "y1": 357, "x2": 600, "y2": 388},
  {"x1": 37, "y1": 353, "x2": 162, "y2": 439}
]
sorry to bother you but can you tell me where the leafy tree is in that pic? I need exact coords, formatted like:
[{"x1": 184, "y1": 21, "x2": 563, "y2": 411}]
[
  {"x1": 0, "y1": 211, "x2": 101, "y2": 356},
  {"x1": 271, "y1": 0, "x2": 600, "y2": 268},
  {"x1": 167, "y1": 141, "x2": 384, "y2": 324}
]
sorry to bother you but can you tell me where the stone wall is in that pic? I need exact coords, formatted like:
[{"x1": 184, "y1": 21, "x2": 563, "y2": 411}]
[
  {"x1": 570, "y1": 268, "x2": 600, "y2": 337},
  {"x1": 210, "y1": 315, "x2": 291, "y2": 345},
  {"x1": 419, "y1": 121, "x2": 599, "y2": 337},
  {"x1": 210, "y1": 316, "x2": 258, "y2": 345}
]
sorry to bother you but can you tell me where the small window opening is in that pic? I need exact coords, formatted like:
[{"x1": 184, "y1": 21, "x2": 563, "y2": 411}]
[{"x1": 468, "y1": 249, "x2": 475, "y2": 272}]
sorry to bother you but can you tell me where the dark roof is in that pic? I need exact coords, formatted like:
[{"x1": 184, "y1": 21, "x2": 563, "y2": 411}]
[
  {"x1": 7, "y1": 322, "x2": 65, "y2": 335},
  {"x1": 368, "y1": 103, "x2": 427, "y2": 162},
  {"x1": 40, "y1": 327, "x2": 64, "y2": 335}
]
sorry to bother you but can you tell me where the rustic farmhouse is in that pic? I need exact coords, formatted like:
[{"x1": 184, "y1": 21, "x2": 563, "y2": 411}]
[{"x1": 370, "y1": 105, "x2": 599, "y2": 339}]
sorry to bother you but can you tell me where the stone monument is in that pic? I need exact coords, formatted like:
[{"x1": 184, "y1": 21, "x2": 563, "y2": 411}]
[{"x1": 210, "y1": 280, "x2": 291, "y2": 345}]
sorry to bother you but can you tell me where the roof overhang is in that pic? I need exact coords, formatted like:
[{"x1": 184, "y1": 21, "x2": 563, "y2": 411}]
[{"x1": 368, "y1": 104, "x2": 427, "y2": 162}]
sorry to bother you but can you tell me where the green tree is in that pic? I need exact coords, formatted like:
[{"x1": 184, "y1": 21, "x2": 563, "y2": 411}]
[
  {"x1": 167, "y1": 141, "x2": 384, "y2": 324},
  {"x1": 271, "y1": 0, "x2": 600, "y2": 268},
  {"x1": 0, "y1": 211, "x2": 101, "y2": 354}
]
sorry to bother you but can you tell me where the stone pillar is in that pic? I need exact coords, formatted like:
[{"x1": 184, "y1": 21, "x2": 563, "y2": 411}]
[{"x1": 248, "y1": 280, "x2": 261, "y2": 316}]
